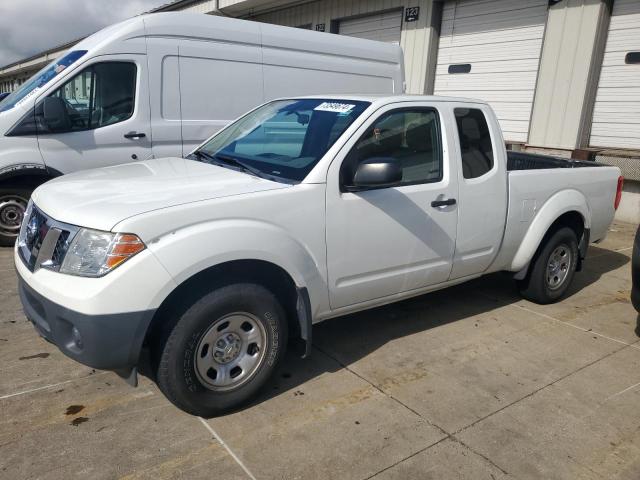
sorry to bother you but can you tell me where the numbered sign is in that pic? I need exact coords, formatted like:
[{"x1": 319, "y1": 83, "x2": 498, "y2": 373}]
[{"x1": 405, "y1": 7, "x2": 420, "y2": 22}]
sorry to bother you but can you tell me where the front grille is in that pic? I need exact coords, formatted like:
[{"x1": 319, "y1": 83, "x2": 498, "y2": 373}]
[
  {"x1": 51, "y1": 230, "x2": 71, "y2": 267},
  {"x1": 18, "y1": 204, "x2": 78, "y2": 273}
]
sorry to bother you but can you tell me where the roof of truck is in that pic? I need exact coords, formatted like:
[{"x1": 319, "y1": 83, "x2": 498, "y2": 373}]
[{"x1": 288, "y1": 94, "x2": 491, "y2": 106}]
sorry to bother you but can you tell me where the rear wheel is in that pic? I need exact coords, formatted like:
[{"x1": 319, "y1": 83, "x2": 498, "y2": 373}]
[
  {"x1": 517, "y1": 226, "x2": 579, "y2": 304},
  {"x1": 155, "y1": 283, "x2": 287, "y2": 417},
  {"x1": 0, "y1": 188, "x2": 31, "y2": 247}
]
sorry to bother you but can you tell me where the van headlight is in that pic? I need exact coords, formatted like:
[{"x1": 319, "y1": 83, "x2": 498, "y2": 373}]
[{"x1": 60, "y1": 229, "x2": 145, "y2": 277}]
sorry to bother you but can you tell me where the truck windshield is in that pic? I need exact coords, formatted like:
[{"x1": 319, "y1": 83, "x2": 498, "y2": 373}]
[
  {"x1": 0, "y1": 50, "x2": 88, "y2": 114},
  {"x1": 194, "y1": 99, "x2": 370, "y2": 183}
]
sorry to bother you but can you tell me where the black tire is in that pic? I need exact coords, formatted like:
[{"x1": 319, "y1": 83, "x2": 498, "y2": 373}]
[
  {"x1": 155, "y1": 283, "x2": 287, "y2": 417},
  {"x1": 0, "y1": 187, "x2": 31, "y2": 247},
  {"x1": 517, "y1": 226, "x2": 579, "y2": 304}
]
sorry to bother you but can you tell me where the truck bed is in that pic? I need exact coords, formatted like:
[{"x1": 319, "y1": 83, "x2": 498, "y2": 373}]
[
  {"x1": 490, "y1": 158, "x2": 621, "y2": 273},
  {"x1": 507, "y1": 151, "x2": 606, "y2": 171}
]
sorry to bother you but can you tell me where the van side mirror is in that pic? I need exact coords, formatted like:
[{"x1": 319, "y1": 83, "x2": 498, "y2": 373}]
[
  {"x1": 43, "y1": 97, "x2": 71, "y2": 133},
  {"x1": 350, "y1": 157, "x2": 402, "y2": 190}
]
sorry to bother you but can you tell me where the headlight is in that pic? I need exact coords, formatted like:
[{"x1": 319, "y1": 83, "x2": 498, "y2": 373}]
[{"x1": 60, "y1": 229, "x2": 145, "y2": 277}]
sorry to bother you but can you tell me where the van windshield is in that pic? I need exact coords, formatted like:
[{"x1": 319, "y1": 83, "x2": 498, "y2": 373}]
[
  {"x1": 0, "y1": 50, "x2": 88, "y2": 114},
  {"x1": 193, "y1": 99, "x2": 370, "y2": 183}
]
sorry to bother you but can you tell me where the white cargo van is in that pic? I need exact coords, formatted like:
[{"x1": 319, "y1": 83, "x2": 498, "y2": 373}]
[{"x1": 0, "y1": 12, "x2": 404, "y2": 246}]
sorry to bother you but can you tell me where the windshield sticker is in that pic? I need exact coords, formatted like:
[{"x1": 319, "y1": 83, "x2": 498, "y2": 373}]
[
  {"x1": 314, "y1": 102, "x2": 356, "y2": 114},
  {"x1": 14, "y1": 87, "x2": 41, "y2": 109}
]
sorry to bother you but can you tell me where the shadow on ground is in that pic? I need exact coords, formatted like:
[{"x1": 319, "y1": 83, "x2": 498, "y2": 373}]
[{"x1": 235, "y1": 245, "x2": 631, "y2": 414}]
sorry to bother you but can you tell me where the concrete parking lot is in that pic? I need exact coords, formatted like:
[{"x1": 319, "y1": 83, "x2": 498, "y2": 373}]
[{"x1": 1, "y1": 221, "x2": 639, "y2": 480}]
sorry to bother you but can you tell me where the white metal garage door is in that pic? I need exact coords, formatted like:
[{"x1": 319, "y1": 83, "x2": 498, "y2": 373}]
[
  {"x1": 338, "y1": 10, "x2": 403, "y2": 45},
  {"x1": 433, "y1": 0, "x2": 548, "y2": 143},
  {"x1": 589, "y1": 0, "x2": 640, "y2": 149}
]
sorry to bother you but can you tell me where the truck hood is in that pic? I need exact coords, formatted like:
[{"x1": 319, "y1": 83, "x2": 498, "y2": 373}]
[{"x1": 31, "y1": 157, "x2": 289, "y2": 231}]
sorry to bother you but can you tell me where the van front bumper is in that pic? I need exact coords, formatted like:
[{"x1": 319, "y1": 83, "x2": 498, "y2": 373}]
[{"x1": 18, "y1": 277, "x2": 156, "y2": 372}]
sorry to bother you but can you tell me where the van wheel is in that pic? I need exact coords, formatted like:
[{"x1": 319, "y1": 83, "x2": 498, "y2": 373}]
[
  {"x1": 155, "y1": 283, "x2": 287, "y2": 417},
  {"x1": 517, "y1": 227, "x2": 579, "y2": 304},
  {"x1": 0, "y1": 188, "x2": 31, "y2": 247}
]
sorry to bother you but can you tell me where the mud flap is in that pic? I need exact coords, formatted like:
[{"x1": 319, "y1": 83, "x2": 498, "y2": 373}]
[
  {"x1": 577, "y1": 228, "x2": 590, "y2": 272},
  {"x1": 115, "y1": 366, "x2": 138, "y2": 387},
  {"x1": 296, "y1": 287, "x2": 312, "y2": 358}
]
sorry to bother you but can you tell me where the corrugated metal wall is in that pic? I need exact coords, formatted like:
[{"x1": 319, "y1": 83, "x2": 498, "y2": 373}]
[
  {"x1": 248, "y1": 0, "x2": 439, "y2": 94},
  {"x1": 433, "y1": 0, "x2": 548, "y2": 144},
  {"x1": 338, "y1": 9, "x2": 404, "y2": 44},
  {"x1": 179, "y1": 0, "x2": 220, "y2": 13},
  {"x1": 589, "y1": 0, "x2": 640, "y2": 149}
]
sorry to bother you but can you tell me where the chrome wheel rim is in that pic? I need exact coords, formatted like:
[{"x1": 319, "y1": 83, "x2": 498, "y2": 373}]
[
  {"x1": 0, "y1": 194, "x2": 28, "y2": 237},
  {"x1": 546, "y1": 243, "x2": 572, "y2": 290},
  {"x1": 194, "y1": 312, "x2": 267, "y2": 391}
]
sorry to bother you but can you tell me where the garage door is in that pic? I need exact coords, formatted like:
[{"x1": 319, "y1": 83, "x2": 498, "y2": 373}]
[
  {"x1": 338, "y1": 10, "x2": 402, "y2": 45},
  {"x1": 433, "y1": 0, "x2": 548, "y2": 143},
  {"x1": 589, "y1": 0, "x2": 640, "y2": 149}
]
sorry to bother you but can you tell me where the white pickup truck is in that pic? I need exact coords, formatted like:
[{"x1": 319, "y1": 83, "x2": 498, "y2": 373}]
[{"x1": 15, "y1": 95, "x2": 623, "y2": 416}]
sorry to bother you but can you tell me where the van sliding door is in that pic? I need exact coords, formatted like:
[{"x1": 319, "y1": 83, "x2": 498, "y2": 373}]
[
  {"x1": 147, "y1": 40, "x2": 183, "y2": 158},
  {"x1": 177, "y1": 39, "x2": 264, "y2": 153}
]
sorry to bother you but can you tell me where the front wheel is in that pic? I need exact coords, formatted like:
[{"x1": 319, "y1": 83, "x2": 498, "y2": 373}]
[
  {"x1": 517, "y1": 227, "x2": 579, "y2": 304},
  {"x1": 155, "y1": 283, "x2": 288, "y2": 417},
  {"x1": 0, "y1": 188, "x2": 31, "y2": 247}
]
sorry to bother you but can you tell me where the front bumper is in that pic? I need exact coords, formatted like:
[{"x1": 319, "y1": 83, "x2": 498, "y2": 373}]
[{"x1": 19, "y1": 277, "x2": 156, "y2": 371}]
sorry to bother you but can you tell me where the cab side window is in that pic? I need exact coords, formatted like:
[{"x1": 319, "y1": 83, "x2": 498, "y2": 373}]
[
  {"x1": 47, "y1": 62, "x2": 136, "y2": 132},
  {"x1": 454, "y1": 108, "x2": 494, "y2": 179},
  {"x1": 341, "y1": 108, "x2": 442, "y2": 189}
]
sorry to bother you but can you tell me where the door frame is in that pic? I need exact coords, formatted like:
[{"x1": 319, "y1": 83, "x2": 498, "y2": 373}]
[{"x1": 324, "y1": 100, "x2": 460, "y2": 311}]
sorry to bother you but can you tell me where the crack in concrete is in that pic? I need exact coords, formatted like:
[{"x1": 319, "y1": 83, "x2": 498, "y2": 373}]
[
  {"x1": 361, "y1": 436, "x2": 450, "y2": 480},
  {"x1": 313, "y1": 344, "x2": 511, "y2": 477},
  {"x1": 453, "y1": 342, "x2": 632, "y2": 437},
  {"x1": 313, "y1": 308, "x2": 640, "y2": 479}
]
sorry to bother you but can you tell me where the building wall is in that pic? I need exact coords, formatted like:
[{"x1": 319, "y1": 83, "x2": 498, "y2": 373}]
[
  {"x1": 528, "y1": 0, "x2": 610, "y2": 150},
  {"x1": 0, "y1": 74, "x2": 31, "y2": 93},
  {"x1": 178, "y1": 0, "x2": 220, "y2": 13},
  {"x1": 615, "y1": 180, "x2": 640, "y2": 224},
  {"x1": 248, "y1": 0, "x2": 440, "y2": 95}
]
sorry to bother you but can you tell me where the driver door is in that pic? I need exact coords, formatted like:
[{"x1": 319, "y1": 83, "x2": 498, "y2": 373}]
[
  {"x1": 37, "y1": 55, "x2": 152, "y2": 174},
  {"x1": 325, "y1": 103, "x2": 459, "y2": 309}
]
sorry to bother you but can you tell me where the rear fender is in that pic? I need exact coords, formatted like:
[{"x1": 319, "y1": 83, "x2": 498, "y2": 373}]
[{"x1": 510, "y1": 189, "x2": 590, "y2": 272}]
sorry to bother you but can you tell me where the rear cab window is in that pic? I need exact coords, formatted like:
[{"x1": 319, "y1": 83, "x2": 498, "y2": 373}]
[{"x1": 454, "y1": 108, "x2": 494, "y2": 179}]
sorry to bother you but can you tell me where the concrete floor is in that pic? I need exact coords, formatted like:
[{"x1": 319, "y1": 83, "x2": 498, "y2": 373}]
[{"x1": 1, "y1": 221, "x2": 639, "y2": 480}]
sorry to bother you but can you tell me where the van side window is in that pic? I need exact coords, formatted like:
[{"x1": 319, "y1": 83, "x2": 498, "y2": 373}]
[
  {"x1": 454, "y1": 108, "x2": 494, "y2": 179},
  {"x1": 48, "y1": 62, "x2": 136, "y2": 132},
  {"x1": 341, "y1": 108, "x2": 443, "y2": 189}
]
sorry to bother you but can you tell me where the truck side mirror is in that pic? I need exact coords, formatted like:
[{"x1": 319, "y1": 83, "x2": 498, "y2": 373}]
[
  {"x1": 351, "y1": 157, "x2": 402, "y2": 189},
  {"x1": 42, "y1": 97, "x2": 71, "y2": 133}
]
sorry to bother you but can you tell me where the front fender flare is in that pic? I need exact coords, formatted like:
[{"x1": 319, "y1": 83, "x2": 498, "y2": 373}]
[
  {"x1": 0, "y1": 163, "x2": 61, "y2": 184},
  {"x1": 146, "y1": 218, "x2": 328, "y2": 319}
]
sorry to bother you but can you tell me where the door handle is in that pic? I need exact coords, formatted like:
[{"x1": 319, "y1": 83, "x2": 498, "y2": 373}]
[
  {"x1": 124, "y1": 132, "x2": 146, "y2": 140},
  {"x1": 431, "y1": 198, "x2": 457, "y2": 208}
]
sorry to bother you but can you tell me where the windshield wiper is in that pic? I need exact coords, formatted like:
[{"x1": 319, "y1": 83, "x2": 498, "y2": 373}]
[
  {"x1": 197, "y1": 150, "x2": 275, "y2": 179},
  {"x1": 212, "y1": 153, "x2": 267, "y2": 179},
  {"x1": 188, "y1": 150, "x2": 216, "y2": 163},
  {"x1": 189, "y1": 150, "x2": 291, "y2": 184}
]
